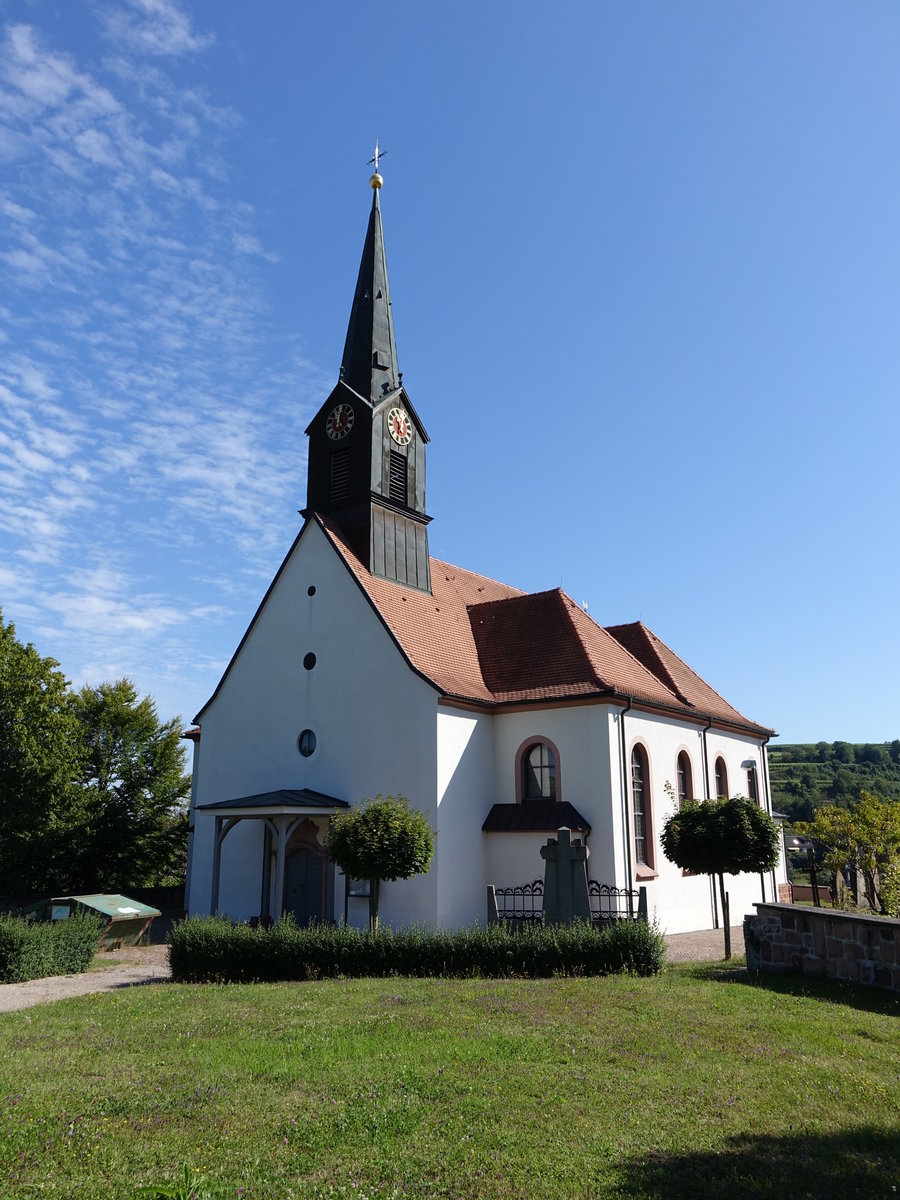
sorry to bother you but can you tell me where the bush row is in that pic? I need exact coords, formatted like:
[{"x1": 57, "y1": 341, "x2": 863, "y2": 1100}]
[
  {"x1": 168, "y1": 915, "x2": 665, "y2": 983},
  {"x1": 0, "y1": 912, "x2": 102, "y2": 983}
]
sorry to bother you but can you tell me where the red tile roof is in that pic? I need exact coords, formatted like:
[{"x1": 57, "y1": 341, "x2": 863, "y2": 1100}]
[
  {"x1": 319, "y1": 516, "x2": 773, "y2": 735},
  {"x1": 605, "y1": 621, "x2": 766, "y2": 732}
]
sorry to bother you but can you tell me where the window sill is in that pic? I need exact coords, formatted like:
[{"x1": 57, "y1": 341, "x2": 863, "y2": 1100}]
[{"x1": 635, "y1": 866, "x2": 658, "y2": 881}]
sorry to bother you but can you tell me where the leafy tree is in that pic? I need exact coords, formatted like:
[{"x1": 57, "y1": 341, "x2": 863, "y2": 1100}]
[
  {"x1": 828, "y1": 767, "x2": 858, "y2": 805},
  {"x1": 0, "y1": 612, "x2": 85, "y2": 893},
  {"x1": 70, "y1": 680, "x2": 191, "y2": 890},
  {"x1": 795, "y1": 792, "x2": 900, "y2": 915},
  {"x1": 326, "y1": 794, "x2": 435, "y2": 931},
  {"x1": 661, "y1": 796, "x2": 780, "y2": 959},
  {"x1": 858, "y1": 744, "x2": 888, "y2": 767}
]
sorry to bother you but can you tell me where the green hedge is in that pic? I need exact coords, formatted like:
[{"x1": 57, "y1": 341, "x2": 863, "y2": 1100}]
[
  {"x1": 0, "y1": 912, "x2": 102, "y2": 983},
  {"x1": 168, "y1": 916, "x2": 665, "y2": 983}
]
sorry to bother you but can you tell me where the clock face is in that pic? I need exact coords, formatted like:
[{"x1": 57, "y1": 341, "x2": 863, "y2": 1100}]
[
  {"x1": 387, "y1": 406, "x2": 412, "y2": 446},
  {"x1": 325, "y1": 403, "x2": 354, "y2": 440}
]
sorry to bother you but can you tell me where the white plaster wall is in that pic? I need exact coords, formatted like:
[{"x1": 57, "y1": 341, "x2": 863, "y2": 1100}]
[
  {"x1": 188, "y1": 521, "x2": 440, "y2": 926},
  {"x1": 435, "y1": 708, "x2": 495, "y2": 927},
  {"x1": 484, "y1": 832, "x2": 549, "y2": 897},
  {"x1": 488, "y1": 705, "x2": 619, "y2": 883},
  {"x1": 706, "y1": 728, "x2": 760, "y2": 801},
  {"x1": 622, "y1": 710, "x2": 784, "y2": 934},
  {"x1": 705, "y1": 730, "x2": 787, "y2": 891}
]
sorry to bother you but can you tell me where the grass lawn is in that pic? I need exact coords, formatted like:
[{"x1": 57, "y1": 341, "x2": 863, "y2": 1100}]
[{"x1": 1, "y1": 964, "x2": 898, "y2": 1199}]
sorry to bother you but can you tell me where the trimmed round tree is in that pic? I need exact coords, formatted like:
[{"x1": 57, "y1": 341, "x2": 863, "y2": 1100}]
[
  {"x1": 326, "y1": 794, "x2": 435, "y2": 931},
  {"x1": 661, "y1": 796, "x2": 780, "y2": 959}
]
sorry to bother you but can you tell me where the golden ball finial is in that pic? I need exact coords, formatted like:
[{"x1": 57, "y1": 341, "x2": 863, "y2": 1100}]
[{"x1": 370, "y1": 172, "x2": 383, "y2": 190}]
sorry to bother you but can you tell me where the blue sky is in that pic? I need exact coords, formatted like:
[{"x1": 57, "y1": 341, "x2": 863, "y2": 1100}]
[{"x1": 1, "y1": 0, "x2": 897, "y2": 744}]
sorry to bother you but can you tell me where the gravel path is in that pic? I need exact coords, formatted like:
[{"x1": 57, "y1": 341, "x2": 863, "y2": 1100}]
[
  {"x1": 663, "y1": 924, "x2": 745, "y2": 962},
  {"x1": 0, "y1": 944, "x2": 170, "y2": 1013},
  {"x1": 0, "y1": 926, "x2": 744, "y2": 1013}
]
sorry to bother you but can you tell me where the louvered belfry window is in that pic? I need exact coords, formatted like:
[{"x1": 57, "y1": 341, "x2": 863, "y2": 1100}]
[
  {"x1": 330, "y1": 449, "x2": 350, "y2": 503},
  {"x1": 388, "y1": 449, "x2": 408, "y2": 505}
]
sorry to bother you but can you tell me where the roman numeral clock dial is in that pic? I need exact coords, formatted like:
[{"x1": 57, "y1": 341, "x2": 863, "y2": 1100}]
[
  {"x1": 325, "y1": 403, "x2": 354, "y2": 440},
  {"x1": 387, "y1": 407, "x2": 412, "y2": 445}
]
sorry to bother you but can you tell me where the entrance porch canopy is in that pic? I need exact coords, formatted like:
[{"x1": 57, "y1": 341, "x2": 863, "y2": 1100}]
[{"x1": 196, "y1": 788, "x2": 350, "y2": 916}]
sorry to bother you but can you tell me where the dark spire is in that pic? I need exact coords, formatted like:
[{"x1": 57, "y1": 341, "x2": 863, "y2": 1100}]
[{"x1": 339, "y1": 180, "x2": 400, "y2": 404}]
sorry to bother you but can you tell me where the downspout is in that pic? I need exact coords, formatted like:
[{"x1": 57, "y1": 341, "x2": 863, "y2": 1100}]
[
  {"x1": 701, "y1": 715, "x2": 713, "y2": 800},
  {"x1": 700, "y1": 714, "x2": 716, "y2": 928},
  {"x1": 761, "y1": 736, "x2": 778, "y2": 901},
  {"x1": 183, "y1": 732, "x2": 200, "y2": 913},
  {"x1": 618, "y1": 696, "x2": 634, "y2": 917}
]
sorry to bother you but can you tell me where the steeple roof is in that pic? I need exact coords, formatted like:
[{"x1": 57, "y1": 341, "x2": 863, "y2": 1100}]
[{"x1": 339, "y1": 185, "x2": 400, "y2": 404}]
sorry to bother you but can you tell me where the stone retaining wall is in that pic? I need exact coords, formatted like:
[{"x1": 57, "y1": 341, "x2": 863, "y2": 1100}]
[
  {"x1": 744, "y1": 902, "x2": 900, "y2": 993},
  {"x1": 789, "y1": 883, "x2": 833, "y2": 905}
]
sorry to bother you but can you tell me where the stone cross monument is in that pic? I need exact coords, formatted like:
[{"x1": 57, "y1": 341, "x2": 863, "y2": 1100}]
[{"x1": 540, "y1": 827, "x2": 591, "y2": 924}]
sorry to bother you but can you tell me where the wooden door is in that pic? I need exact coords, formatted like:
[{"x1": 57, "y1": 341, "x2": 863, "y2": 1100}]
[{"x1": 283, "y1": 845, "x2": 325, "y2": 925}]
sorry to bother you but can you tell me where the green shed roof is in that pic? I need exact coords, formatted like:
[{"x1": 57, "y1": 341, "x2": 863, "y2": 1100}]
[{"x1": 52, "y1": 894, "x2": 161, "y2": 918}]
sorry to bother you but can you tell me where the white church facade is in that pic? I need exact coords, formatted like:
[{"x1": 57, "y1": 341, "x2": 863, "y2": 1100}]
[{"x1": 185, "y1": 168, "x2": 787, "y2": 936}]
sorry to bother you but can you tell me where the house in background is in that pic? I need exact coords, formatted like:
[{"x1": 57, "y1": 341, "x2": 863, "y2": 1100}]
[{"x1": 184, "y1": 167, "x2": 787, "y2": 934}]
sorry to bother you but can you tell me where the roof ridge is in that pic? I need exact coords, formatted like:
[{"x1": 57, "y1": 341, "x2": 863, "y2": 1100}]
[
  {"x1": 466, "y1": 584, "x2": 561, "y2": 614},
  {"x1": 565, "y1": 600, "x2": 690, "y2": 708},
  {"x1": 552, "y1": 589, "x2": 606, "y2": 690},
  {"x1": 432, "y1": 557, "x2": 527, "y2": 596},
  {"x1": 637, "y1": 621, "x2": 763, "y2": 727},
  {"x1": 605, "y1": 620, "x2": 691, "y2": 705}
]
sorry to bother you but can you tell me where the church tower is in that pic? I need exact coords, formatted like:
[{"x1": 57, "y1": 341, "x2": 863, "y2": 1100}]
[{"x1": 304, "y1": 161, "x2": 431, "y2": 593}]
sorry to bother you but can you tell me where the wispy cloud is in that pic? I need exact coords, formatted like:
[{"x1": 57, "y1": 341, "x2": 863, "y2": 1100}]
[
  {"x1": 97, "y1": 0, "x2": 214, "y2": 60},
  {"x1": 0, "y1": 7, "x2": 328, "y2": 722}
]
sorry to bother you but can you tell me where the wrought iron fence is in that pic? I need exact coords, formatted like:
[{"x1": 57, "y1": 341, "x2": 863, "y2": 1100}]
[
  {"x1": 489, "y1": 878, "x2": 645, "y2": 925},
  {"x1": 588, "y1": 879, "x2": 641, "y2": 922},
  {"x1": 492, "y1": 879, "x2": 544, "y2": 922}
]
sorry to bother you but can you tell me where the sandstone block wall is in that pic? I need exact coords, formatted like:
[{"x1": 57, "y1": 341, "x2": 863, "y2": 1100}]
[{"x1": 744, "y1": 902, "x2": 900, "y2": 993}]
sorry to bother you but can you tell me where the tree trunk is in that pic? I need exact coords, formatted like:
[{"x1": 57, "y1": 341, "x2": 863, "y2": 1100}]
[
  {"x1": 808, "y1": 849, "x2": 821, "y2": 907},
  {"x1": 718, "y1": 873, "x2": 732, "y2": 960},
  {"x1": 864, "y1": 869, "x2": 880, "y2": 914},
  {"x1": 370, "y1": 878, "x2": 380, "y2": 933}
]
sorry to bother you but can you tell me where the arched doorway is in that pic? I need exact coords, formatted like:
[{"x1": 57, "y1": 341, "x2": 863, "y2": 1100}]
[
  {"x1": 282, "y1": 819, "x2": 327, "y2": 925},
  {"x1": 284, "y1": 844, "x2": 325, "y2": 924}
]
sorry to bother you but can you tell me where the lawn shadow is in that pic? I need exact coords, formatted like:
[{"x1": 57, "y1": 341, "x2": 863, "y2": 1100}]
[
  {"x1": 616, "y1": 1127, "x2": 899, "y2": 1199},
  {"x1": 685, "y1": 961, "x2": 900, "y2": 1016}
]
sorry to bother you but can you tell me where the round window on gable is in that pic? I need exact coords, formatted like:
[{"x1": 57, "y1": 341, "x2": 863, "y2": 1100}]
[
  {"x1": 298, "y1": 729, "x2": 317, "y2": 757},
  {"x1": 303, "y1": 652, "x2": 317, "y2": 670}
]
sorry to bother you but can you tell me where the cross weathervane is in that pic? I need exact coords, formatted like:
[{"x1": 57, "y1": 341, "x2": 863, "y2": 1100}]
[{"x1": 368, "y1": 141, "x2": 386, "y2": 173}]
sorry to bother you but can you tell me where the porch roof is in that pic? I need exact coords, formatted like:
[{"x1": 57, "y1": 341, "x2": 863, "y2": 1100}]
[
  {"x1": 482, "y1": 800, "x2": 591, "y2": 834},
  {"x1": 196, "y1": 788, "x2": 350, "y2": 817}
]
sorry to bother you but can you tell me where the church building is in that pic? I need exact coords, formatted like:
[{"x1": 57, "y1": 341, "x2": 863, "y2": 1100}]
[{"x1": 184, "y1": 165, "x2": 787, "y2": 935}]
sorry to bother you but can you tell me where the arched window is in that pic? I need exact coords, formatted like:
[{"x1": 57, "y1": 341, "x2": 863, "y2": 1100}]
[
  {"x1": 631, "y1": 744, "x2": 652, "y2": 868},
  {"x1": 676, "y1": 751, "x2": 693, "y2": 806},
  {"x1": 747, "y1": 764, "x2": 758, "y2": 802},
  {"x1": 522, "y1": 741, "x2": 556, "y2": 800},
  {"x1": 714, "y1": 757, "x2": 728, "y2": 799}
]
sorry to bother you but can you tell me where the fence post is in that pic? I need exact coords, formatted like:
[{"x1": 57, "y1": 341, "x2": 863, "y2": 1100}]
[
  {"x1": 723, "y1": 892, "x2": 732, "y2": 959},
  {"x1": 486, "y1": 885, "x2": 499, "y2": 926},
  {"x1": 637, "y1": 886, "x2": 648, "y2": 922}
]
